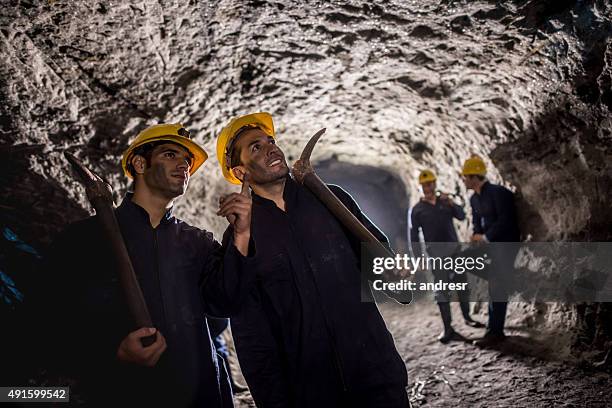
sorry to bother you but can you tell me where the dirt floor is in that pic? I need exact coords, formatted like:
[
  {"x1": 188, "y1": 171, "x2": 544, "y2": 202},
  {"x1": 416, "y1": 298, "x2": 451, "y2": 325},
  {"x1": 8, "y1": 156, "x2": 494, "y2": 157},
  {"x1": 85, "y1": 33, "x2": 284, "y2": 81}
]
[{"x1": 230, "y1": 300, "x2": 612, "y2": 407}]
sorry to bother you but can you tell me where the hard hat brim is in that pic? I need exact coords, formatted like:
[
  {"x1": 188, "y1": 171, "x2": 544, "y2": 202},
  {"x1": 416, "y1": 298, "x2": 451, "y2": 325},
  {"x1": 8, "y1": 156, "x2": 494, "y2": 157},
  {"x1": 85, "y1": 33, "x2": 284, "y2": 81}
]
[
  {"x1": 419, "y1": 177, "x2": 437, "y2": 184},
  {"x1": 460, "y1": 170, "x2": 487, "y2": 176}
]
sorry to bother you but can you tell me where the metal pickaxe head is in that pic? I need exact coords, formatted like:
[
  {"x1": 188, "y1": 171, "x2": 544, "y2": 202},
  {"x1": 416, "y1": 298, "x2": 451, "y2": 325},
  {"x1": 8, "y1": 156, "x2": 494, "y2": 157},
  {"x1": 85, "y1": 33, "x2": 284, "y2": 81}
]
[
  {"x1": 64, "y1": 152, "x2": 114, "y2": 203},
  {"x1": 292, "y1": 128, "x2": 326, "y2": 184}
]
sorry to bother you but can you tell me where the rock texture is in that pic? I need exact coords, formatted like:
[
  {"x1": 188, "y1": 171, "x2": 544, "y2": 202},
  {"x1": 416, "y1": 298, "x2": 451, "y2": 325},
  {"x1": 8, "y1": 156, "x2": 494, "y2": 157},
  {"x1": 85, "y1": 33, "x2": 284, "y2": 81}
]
[{"x1": 1, "y1": 0, "x2": 611, "y2": 372}]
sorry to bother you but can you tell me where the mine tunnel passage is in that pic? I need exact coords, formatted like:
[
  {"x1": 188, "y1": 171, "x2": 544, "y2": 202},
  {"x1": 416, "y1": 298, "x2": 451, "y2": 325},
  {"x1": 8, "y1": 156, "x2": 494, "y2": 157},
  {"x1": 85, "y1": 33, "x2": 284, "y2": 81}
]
[{"x1": 314, "y1": 158, "x2": 410, "y2": 253}]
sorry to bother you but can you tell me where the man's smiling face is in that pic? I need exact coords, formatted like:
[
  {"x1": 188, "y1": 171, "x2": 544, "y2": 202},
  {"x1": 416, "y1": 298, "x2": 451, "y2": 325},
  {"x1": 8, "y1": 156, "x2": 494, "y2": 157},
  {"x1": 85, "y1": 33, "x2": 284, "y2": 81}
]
[{"x1": 231, "y1": 128, "x2": 288, "y2": 185}]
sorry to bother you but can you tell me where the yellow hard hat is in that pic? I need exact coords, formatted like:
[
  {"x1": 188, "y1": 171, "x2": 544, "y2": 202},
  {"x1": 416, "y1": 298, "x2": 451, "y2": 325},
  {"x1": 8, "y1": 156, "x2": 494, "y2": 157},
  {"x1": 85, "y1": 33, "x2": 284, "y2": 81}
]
[
  {"x1": 121, "y1": 123, "x2": 208, "y2": 179},
  {"x1": 418, "y1": 169, "x2": 437, "y2": 184},
  {"x1": 461, "y1": 154, "x2": 487, "y2": 176},
  {"x1": 216, "y1": 112, "x2": 275, "y2": 184}
]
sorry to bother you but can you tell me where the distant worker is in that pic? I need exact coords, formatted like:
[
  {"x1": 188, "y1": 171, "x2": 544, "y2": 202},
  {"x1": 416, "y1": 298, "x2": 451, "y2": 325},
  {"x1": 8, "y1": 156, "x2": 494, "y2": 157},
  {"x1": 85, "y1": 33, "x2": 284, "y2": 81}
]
[
  {"x1": 461, "y1": 155, "x2": 520, "y2": 347},
  {"x1": 409, "y1": 169, "x2": 482, "y2": 343}
]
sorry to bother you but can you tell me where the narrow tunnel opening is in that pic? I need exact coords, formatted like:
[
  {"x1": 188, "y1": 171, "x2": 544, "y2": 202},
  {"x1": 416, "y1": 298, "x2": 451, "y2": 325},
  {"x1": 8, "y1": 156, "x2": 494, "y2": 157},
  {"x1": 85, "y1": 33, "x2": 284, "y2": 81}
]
[{"x1": 314, "y1": 158, "x2": 410, "y2": 253}]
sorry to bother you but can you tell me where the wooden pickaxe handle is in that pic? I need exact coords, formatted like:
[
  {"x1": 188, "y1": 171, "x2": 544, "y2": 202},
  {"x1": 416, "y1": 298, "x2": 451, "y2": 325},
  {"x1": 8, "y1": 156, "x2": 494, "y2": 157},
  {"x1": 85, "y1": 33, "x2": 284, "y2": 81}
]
[{"x1": 64, "y1": 152, "x2": 157, "y2": 346}]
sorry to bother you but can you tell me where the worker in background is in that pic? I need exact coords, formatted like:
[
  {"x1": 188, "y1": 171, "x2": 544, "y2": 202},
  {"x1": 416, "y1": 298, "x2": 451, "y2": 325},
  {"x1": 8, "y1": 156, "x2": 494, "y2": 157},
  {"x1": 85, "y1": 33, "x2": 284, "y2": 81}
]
[
  {"x1": 409, "y1": 169, "x2": 483, "y2": 344},
  {"x1": 461, "y1": 155, "x2": 520, "y2": 347}
]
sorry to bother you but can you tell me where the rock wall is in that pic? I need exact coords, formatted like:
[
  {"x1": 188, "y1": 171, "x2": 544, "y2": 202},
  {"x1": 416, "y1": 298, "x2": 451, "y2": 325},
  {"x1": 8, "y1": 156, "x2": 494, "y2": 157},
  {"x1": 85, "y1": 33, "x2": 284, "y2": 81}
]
[{"x1": 1, "y1": 0, "x2": 611, "y2": 355}]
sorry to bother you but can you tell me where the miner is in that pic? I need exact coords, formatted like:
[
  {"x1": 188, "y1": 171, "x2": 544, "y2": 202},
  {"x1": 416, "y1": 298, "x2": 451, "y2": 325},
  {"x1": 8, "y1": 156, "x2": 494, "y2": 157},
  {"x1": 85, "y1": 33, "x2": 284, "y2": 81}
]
[
  {"x1": 409, "y1": 169, "x2": 483, "y2": 344},
  {"x1": 216, "y1": 112, "x2": 409, "y2": 407},
  {"x1": 461, "y1": 154, "x2": 520, "y2": 347},
  {"x1": 44, "y1": 124, "x2": 256, "y2": 407}
]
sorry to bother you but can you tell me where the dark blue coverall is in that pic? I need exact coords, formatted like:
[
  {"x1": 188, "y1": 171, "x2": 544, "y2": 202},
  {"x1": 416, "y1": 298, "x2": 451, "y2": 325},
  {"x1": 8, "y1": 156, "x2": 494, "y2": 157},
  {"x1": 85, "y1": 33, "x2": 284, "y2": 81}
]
[
  {"x1": 44, "y1": 194, "x2": 256, "y2": 407},
  {"x1": 470, "y1": 181, "x2": 520, "y2": 335},
  {"x1": 409, "y1": 197, "x2": 470, "y2": 329},
  {"x1": 230, "y1": 176, "x2": 409, "y2": 408}
]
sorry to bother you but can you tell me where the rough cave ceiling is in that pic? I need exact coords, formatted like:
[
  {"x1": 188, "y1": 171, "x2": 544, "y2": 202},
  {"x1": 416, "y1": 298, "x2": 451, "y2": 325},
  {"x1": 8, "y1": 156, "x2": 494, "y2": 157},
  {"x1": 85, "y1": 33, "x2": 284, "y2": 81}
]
[{"x1": 1, "y1": 0, "x2": 611, "y2": 245}]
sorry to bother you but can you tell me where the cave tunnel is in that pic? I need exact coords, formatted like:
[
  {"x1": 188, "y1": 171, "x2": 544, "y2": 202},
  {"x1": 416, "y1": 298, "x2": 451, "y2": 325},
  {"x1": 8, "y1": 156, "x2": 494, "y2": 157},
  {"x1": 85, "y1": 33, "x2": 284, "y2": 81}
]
[
  {"x1": 315, "y1": 158, "x2": 410, "y2": 252},
  {"x1": 1, "y1": 0, "x2": 612, "y2": 407}
]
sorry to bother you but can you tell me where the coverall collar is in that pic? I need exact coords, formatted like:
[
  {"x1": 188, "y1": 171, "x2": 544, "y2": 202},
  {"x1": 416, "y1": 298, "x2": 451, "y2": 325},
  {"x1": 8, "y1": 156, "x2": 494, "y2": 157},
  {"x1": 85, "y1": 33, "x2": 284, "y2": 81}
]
[
  {"x1": 252, "y1": 174, "x2": 298, "y2": 212},
  {"x1": 476, "y1": 180, "x2": 491, "y2": 195},
  {"x1": 118, "y1": 192, "x2": 175, "y2": 227}
]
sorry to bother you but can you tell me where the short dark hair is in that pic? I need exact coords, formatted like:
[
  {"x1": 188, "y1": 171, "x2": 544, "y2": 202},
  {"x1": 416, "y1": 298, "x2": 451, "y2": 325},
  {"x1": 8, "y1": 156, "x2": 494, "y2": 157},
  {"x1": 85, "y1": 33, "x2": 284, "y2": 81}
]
[
  {"x1": 229, "y1": 143, "x2": 242, "y2": 169},
  {"x1": 127, "y1": 141, "x2": 193, "y2": 177}
]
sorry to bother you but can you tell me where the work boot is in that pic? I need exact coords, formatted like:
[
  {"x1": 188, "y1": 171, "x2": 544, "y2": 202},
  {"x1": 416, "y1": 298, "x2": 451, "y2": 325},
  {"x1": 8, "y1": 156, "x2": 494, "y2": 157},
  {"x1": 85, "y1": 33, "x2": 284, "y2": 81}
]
[
  {"x1": 437, "y1": 303, "x2": 456, "y2": 344},
  {"x1": 473, "y1": 332, "x2": 506, "y2": 348},
  {"x1": 438, "y1": 328, "x2": 458, "y2": 344},
  {"x1": 464, "y1": 317, "x2": 485, "y2": 328},
  {"x1": 460, "y1": 302, "x2": 485, "y2": 328}
]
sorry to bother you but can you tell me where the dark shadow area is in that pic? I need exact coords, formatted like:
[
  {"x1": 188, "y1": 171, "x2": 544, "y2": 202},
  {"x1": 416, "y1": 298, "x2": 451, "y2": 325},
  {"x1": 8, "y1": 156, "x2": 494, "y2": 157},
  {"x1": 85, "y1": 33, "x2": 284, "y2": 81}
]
[
  {"x1": 454, "y1": 334, "x2": 555, "y2": 360},
  {"x1": 0, "y1": 146, "x2": 89, "y2": 388}
]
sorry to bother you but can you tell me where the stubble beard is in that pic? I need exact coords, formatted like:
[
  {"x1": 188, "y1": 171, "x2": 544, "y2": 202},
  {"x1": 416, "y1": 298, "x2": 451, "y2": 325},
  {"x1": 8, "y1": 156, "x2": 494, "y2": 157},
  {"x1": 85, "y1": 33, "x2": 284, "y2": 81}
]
[
  {"x1": 248, "y1": 160, "x2": 289, "y2": 185},
  {"x1": 148, "y1": 163, "x2": 187, "y2": 199}
]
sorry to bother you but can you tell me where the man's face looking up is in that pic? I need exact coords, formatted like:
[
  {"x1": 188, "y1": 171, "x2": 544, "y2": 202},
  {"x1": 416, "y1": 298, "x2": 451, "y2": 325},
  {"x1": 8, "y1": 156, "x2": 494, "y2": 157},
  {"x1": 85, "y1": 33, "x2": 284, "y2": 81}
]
[{"x1": 231, "y1": 128, "x2": 289, "y2": 185}]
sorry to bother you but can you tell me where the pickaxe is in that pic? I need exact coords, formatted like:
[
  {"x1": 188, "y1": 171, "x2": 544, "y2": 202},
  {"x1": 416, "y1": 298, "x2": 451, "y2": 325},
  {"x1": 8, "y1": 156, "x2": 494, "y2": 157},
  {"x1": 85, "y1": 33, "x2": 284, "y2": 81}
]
[{"x1": 64, "y1": 152, "x2": 156, "y2": 346}]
